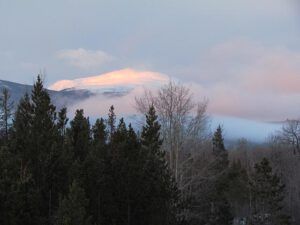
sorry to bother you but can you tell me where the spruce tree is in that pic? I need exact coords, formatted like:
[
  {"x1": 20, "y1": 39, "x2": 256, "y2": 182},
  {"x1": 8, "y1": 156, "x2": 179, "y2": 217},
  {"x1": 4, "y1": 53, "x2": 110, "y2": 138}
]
[
  {"x1": 55, "y1": 107, "x2": 72, "y2": 207},
  {"x1": 212, "y1": 125, "x2": 225, "y2": 152},
  {"x1": 113, "y1": 118, "x2": 127, "y2": 144},
  {"x1": 55, "y1": 180, "x2": 91, "y2": 225},
  {"x1": 123, "y1": 124, "x2": 141, "y2": 225},
  {"x1": 31, "y1": 75, "x2": 57, "y2": 149},
  {"x1": 82, "y1": 143, "x2": 106, "y2": 225},
  {"x1": 30, "y1": 75, "x2": 61, "y2": 224},
  {"x1": 226, "y1": 160, "x2": 250, "y2": 218},
  {"x1": 30, "y1": 75, "x2": 58, "y2": 181},
  {"x1": 212, "y1": 125, "x2": 228, "y2": 172},
  {"x1": 92, "y1": 118, "x2": 107, "y2": 146},
  {"x1": 140, "y1": 105, "x2": 178, "y2": 225},
  {"x1": 57, "y1": 107, "x2": 68, "y2": 144},
  {"x1": 107, "y1": 105, "x2": 116, "y2": 142},
  {"x1": 0, "y1": 145, "x2": 19, "y2": 225},
  {"x1": 141, "y1": 105, "x2": 163, "y2": 155},
  {"x1": 0, "y1": 88, "x2": 14, "y2": 141},
  {"x1": 11, "y1": 76, "x2": 61, "y2": 225},
  {"x1": 66, "y1": 109, "x2": 91, "y2": 194},
  {"x1": 202, "y1": 126, "x2": 232, "y2": 225},
  {"x1": 250, "y1": 158, "x2": 290, "y2": 225},
  {"x1": 84, "y1": 119, "x2": 107, "y2": 225},
  {"x1": 12, "y1": 93, "x2": 33, "y2": 158},
  {"x1": 102, "y1": 117, "x2": 129, "y2": 225},
  {"x1": 68, "y1": 109, "x2": 90, "y2": 162},
  {"x1": 10, "y1": 94, "x2": 40, "y2": 225}
]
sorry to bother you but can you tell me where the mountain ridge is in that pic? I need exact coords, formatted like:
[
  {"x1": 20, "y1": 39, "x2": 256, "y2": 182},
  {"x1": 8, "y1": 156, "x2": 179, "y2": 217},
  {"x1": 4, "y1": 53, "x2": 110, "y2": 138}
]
[{"x1": 0, "y1": 79, "x2": 94, "y2": 109}]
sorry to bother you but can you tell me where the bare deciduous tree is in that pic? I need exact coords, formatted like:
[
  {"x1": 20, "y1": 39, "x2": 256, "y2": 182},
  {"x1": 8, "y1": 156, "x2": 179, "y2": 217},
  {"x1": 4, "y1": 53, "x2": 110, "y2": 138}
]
[
  {"x1": 277, "y1": 119, "x2": 300, "y2": 155},
  {"x1": 135, "y1": 81, "x2": 209, "y2": 182}
]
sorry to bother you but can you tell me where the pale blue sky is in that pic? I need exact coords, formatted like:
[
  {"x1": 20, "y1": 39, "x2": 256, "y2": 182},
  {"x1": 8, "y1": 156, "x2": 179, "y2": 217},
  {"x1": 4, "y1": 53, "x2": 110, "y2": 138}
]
[
  {"x1": 0, "y1": 0, "x2": 299, "y2": 83},
  {"x1": 1, "y1": 0, "x2": 300, "y2": 121}
]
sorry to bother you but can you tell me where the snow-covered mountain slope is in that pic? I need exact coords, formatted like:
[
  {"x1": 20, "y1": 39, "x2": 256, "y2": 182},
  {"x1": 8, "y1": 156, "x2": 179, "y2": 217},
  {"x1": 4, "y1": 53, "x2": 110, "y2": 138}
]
[{"x1": 49, "y1": 68, "x2": 169, "y2": 94}]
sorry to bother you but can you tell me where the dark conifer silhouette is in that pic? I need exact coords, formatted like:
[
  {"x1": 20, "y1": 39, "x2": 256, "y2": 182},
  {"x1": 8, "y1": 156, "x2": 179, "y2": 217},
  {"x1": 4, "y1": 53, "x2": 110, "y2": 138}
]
[{"x1": 250, "y1": 158, "x2": 290, "y2": 225}]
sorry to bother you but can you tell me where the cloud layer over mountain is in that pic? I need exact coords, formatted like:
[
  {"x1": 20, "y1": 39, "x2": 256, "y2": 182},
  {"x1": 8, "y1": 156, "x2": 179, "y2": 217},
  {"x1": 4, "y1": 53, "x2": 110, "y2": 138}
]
[
  {"x1": 49, "y1": 68, "x2": 169, "y2": 91},
  {"x1": 48, "y1": 38, "x2": 300, "y2": 123}
]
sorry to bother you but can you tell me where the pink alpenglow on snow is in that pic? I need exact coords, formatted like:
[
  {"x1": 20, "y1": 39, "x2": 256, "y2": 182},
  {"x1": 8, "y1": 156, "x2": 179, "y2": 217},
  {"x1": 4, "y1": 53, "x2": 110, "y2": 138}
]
[{"x1": 49, "y1": 68, "x2": 169, "y2": 91}]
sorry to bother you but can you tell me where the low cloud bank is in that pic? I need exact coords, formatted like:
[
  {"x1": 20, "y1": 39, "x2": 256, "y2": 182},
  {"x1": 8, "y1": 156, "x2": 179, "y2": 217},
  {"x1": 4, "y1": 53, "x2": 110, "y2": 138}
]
[{"x1": 51, "y1": 39, "x2": 300, "y2": 123}]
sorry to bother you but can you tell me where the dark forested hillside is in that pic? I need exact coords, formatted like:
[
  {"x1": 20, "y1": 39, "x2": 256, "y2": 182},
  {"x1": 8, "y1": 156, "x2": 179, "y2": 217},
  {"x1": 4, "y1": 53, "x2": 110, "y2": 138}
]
[
  {"x1": 0, "y1": 77, "x2": 299, "y2": 225},
  {"x1": 0, "y1": 79, "x2": 94, "y2": 110}
]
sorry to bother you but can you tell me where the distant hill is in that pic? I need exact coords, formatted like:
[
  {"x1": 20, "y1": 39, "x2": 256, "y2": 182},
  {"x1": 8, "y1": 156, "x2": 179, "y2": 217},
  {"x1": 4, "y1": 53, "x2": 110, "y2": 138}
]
[
  {"x1": 1, "y1": 68, "x2": 160, "y2": 114},
  {"x1": 0, "y1": 79, "x2": 95, "y2": 109}
]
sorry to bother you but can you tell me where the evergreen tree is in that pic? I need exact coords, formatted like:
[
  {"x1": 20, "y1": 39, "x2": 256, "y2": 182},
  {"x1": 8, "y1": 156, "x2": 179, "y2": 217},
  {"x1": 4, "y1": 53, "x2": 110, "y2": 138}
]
[
  {"x1": 31, "y1": 75, "x2": 57, "y2": 149},
  {"x1": 250, "y1": 158, "x2": 290, "y2": 225},
  {"x1": 82, "y1": 143, "x2": 106, "y2": 225},
  {"x1": 141, "y1": 105, "x2": 163, "y2": 155},
  {"x1": 30, "y1": 75, "x2": 61, "y2": 224},
  {"x1": 12, "y1": 93, "x2": 33, "y2": 158},
  {"x1": 107, "y1": 105, "x2": 116, "y2": 142},
  {"x1": 0, "y1": 88, "x2": 14, "y2": 141},
  {"x1": 185, "y1": 126, "x2": 233, "y2": 225},
  {"x1": 226, "y1": 160, "x2": 250, "y2": 219},
  {"x1": 68, "y1": 109, "x2": 90, "y2": 162},
  {"x1": 83, "y1": 119, "x2": 107, "y2": 225},
  {"x1": 0, "y1": 78, "x2": 188, "y2": 225},
  {"x1": 212, "y1": 125, "x2": 228, "y2": 172},
  {"x1": 0, "y1": 145, "x2": 19, "y2": 225},
  {"x1": 10, "y1": 93, "x2": 40, "y2": 225},
  {"x1": 54, "y1": 107, "x2": 72, "y2": 208},
  {"x1": 13, "y1": 172, "x2": 41, "y2": 225},
  {"x1": 30, "y1": 75, "x2": 58, "y2": 179},
  {"x1": 11, "y1": 81, "x2": 58, "y2": 225},
  {"x1": 127, "y1": 123, "x2": 140, "y2": 150},
  {"x1": 206, "y1": 126, "x2": 232, "y2": 225},
  {"x1": 111, "y1": 117, "x2": 129, "y2": 223},
  {"x1": 10, "y1": 76, "x2": 67, "y2": 224},
  {"x1": 94, "y1": 108, "x2": 179, "y2": 225},
  {"x1": 9, "y1": 94, "x2": 37, "y2": 224},
  {"x1": 55, "y1": 180, "x2": 91, "y2": 225},
  {"x1": 57, "y1": 107, "x2": 68, "y2": 144},
  {"x1": 92, "y1": 117, "x2": 128, "y2": 225},
  {"x1": 92, "y1": 118, "x2": 107, "y2": 146},
  {"x1": 140, "y1": 105, "x2": 179, "y2": 225},
  {"x1": 0, "y1": 142, "x2": 41, "y2": 225},
  {"x1": 212, "y1": 125, "x2": 225, "y2": 153},
  {"x1": 113, "y1": 118, "x2": 127, "y2": 144},
  {"x1": 1, "y1": 76, "x2": 293, "y2": 225}
]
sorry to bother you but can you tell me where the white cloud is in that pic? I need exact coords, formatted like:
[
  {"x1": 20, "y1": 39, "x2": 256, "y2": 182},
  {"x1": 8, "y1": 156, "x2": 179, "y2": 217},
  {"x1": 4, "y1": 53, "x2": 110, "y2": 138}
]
[
  {"x1": 53, "y1": 40, "x2": 300, "y2": 122},
  {"x1": 57, "y1": 48, "x2": 114, "y2": 70},
  {"x1": 187, "y1": 39, "x2": 300, "y2": 121},
  {"x1": 57, "y1": 69, "x2": 168, "y2": 120},
  {"x1": 49, "y1": 68, "x2": 168, "y2": 116}
]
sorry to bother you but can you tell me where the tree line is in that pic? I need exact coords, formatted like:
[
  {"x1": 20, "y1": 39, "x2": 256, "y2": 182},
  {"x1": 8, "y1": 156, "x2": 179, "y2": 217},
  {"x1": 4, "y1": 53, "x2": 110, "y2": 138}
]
[{"x1": 0, "y1": 76, "x2": 297, "y2": 225}]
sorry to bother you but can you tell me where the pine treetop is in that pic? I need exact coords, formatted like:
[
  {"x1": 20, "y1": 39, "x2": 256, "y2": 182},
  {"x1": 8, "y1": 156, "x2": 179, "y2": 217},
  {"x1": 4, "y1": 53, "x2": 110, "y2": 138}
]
[
  {"x1": 212, "y1": 125, "x2": 225, "y2": 153},
  {"x1": 141, "y1": 105, "x2": 163, "y2": 154},
  {"x1": 107, "y1": 105, "x2": 116, "y2": 139},
  {"x1": 92, "y1": 118, "x2": 107, "y2": 145}
]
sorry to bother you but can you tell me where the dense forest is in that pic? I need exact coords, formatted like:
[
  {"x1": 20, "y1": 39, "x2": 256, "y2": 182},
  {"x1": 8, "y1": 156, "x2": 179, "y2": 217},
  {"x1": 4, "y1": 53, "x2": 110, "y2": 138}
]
[{"x1": 0, "y1": 76, "x2": 299, "y2": 225}]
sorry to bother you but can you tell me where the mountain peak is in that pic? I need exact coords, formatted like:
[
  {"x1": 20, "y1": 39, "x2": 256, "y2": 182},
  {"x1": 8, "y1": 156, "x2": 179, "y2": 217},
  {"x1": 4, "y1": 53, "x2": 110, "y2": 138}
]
[{"x1": 49, "y1": 68, "x2": 169, "y2": 91}]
